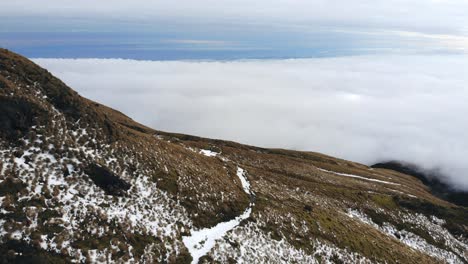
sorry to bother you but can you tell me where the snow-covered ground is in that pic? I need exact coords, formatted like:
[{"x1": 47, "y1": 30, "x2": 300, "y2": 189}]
[
  {"x1": 347, "y1": 209, "x2": 466, "y2": 263},
  {"x1": 0, "y1": 105, "x2": 191, "y2": 262}
]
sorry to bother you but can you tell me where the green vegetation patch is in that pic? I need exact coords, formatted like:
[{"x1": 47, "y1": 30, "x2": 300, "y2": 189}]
[{"x1": 371, "y1": 194, "x2": 398, "y2": 210}]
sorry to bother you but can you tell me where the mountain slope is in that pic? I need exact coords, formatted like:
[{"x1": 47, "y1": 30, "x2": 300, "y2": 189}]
[{"x1": 0, "y1": 48, "x2": 466, "y2": 263}]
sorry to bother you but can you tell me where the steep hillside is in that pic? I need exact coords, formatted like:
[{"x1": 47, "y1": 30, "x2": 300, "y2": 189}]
[{"x1": 0, "y1": 48, "x2": 467, "y2": 263}]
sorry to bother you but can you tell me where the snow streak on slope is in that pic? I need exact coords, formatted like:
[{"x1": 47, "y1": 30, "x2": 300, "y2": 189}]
[
  {"x1": 318, "y1": 168, "x2": 400, "y2": 185},
  {"x1": 183, "y1": 166, "x2": 253, "y2": 264},
  {"x1": 182, "y1": 207, "x2": 252, "y2": 264},
  {"x1": 236, "y1": 167, "x2": 252, "y2": 195}
]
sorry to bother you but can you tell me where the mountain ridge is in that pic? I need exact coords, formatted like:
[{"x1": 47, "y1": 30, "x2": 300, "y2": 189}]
[{"x1": 0, "y1": 48, "x2": 467, "y2": 263}]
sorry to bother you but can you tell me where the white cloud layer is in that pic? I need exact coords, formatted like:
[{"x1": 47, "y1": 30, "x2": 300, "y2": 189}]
[{"x1": 33, "y1": 56, "x2": 468, "y2": 190}]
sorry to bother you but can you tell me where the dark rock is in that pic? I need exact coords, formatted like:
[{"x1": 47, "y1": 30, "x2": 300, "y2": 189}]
[
  {"x1": 0, "y1": 240, "x2": 67, "y2": 264},
  {"x1": 304, "y1": 205, "x2": 313, "y2": 212},
  {"x1": 84, "y1": 164, "x2": 131, "y2": 196}
]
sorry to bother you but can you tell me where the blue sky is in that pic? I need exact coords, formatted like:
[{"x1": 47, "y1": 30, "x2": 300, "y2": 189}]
[{"x1": 1, "y1": 0, "x2": 467, "y2": 59}]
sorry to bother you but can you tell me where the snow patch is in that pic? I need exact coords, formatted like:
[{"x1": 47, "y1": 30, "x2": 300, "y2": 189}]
[{"x1": 199, "y1": 149, "x2": 219, "y2": 157}]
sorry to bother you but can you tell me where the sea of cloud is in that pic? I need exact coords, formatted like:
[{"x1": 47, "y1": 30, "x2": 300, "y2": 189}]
[{"x1": 34, "y1": 56, "x2": 468, "y2": 190}]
